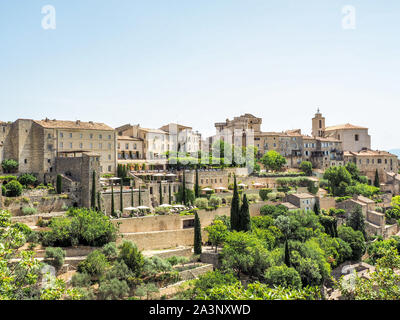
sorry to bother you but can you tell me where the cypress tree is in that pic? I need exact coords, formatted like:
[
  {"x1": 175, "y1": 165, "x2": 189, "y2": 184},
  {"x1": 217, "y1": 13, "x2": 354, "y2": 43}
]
[
  {"x1": 168, "y1": 183, "x2": 172, "y2": 204},
  {"x1": 374, "y1": 169, "x2": 380, "y2": 188},
  {"x1": 111, "y1": 183, "x2": 115, "y2": 216},
  {"x1": 97, "y1": 191, "x2": 102, "y2": 212},
  {"x1": 348, "y1": 205, "x2": 366, "y2": 239},
  {"x1": 138, "y1": 185, "x2": 142, "y2": 206},
  {"x1": 284, "y1": 239, "x2": 291, "y2": 267},
  {"x1": 120, "y1": 183, "x2": 123, "y2": 211},
  {"x1": 91, "y1": 170, "x2": 96, "y2": 209},
  {"x1": 159, "y1": 182, "x2": 163, "y2": 205},
  {"x1": 194, "y1": 167, "x2": 200, "y2": 198},
  {"x1": 194, "y1": 211, "x2": 202, "y2": 254},
  {"x1": 131, "y1": 186, "x2": 134, "y2": 207},
  {"x1": 230, "y1": 175, "x2": 240, "y2": 231},
  {"x1": 239, "y1": 194, "x2": 251, "y2": 232},
  {"x1": 56, "y1": 174, "x2": 62, "y2": 194},
  {"x1": 182, "y1": 171, "x2": 187, "y2": 205},
  {"x1": 314, "y1": 201, "x2": 320, "y2": 215}
]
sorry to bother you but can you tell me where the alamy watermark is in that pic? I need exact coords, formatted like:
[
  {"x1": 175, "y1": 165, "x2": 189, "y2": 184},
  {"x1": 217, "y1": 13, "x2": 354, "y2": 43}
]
[
  {"x1": 41, "y1": 5, "x2": 56, "y2": 30},
  {"x1": 342, "y1": 5, "x2": 356, "y2": 30}
]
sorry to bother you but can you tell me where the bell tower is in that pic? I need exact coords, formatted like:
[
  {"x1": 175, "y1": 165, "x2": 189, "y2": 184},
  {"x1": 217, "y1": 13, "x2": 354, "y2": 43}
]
[{"x1": 312, "y1": 108, "x2": 325, "y2": 137}]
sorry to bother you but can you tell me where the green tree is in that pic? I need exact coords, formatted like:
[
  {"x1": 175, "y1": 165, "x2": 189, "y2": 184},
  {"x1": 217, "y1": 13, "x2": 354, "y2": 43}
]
[
  {"x1": 300, "y1": 161, "x2": 313, "y2": 176},
  {"x1": 117, "y1": 241, "x2": 145, "y2": 277},
  {"x1": 205, "y1": 220, "x2": 228, "y2": 252},
  {"x1": 181, "y1": 171, "x2": 187, "y2": 205},
  {"x1": 5, "y1": 180, "x2": 23, "y2": 197},
  {"x1": 138, "y1": 185, "x2": 142, "y2": 206},
  {"x1": 313, "y1": 201, "x2": 320, "y2": 215},
  {"x1": 194, "y1": 212, "x2": 202, "y2": 255},
  {"x1": 159, "y1": 182, "x2": 163, "y2": 205},
  {"x1": 259, "y1": 188, "x2": 273, "y2": 201},
  {"x1": 111, "y1": 183, "x2": 115, "y2": 216},
  {"x1": 98, "y1": 278, "x2": 129, "y2": 300},
  {"x1": 338, "y1": 226, "x2": 366, "y2": 261},
  {"x1": 168, "y1": 184, "x2": 172, "y2": 204},
  {"x1": 230, "y1": 175, "x2": 240, "y2": 231},
  {"x1": 374, "y1": 169, "x2": 380, "y2": 188},
  {"x1": 260, "y1": 150, "x2": 286, "y2": 172},
  {"x1": 97, "y1": 192, "x2": 102, "y2": 212},
  {"x1": 91, "y1": 171, "x2": 96, "y2": 209},
  {"x1": 323, "y1": 166, "x2": 352, "y2": 196},
  {"x1": 120, "y1": 184, "x2": 123, "y2": 212},
  {"x1": 130, "y1": 186, "x2": 134, "y2": 207},
  {"x1": 194, "y1": 167, "x2": 200, "y2": 198},
  {"x1": 77, "y1": 250, "x2": 109, "y2": 279},
  {"x1": 18, "y1": 173, "x2": 37, "y2": 187},
  {"x1": 264, "y1": 265, "x2": 301, "y2": 289},
  {"x1": 239, "y1": 194, "x2": 251, "y2": 232},
  {"x1": 56, "y1": 174, "x2": 62, "y2": 194},
  {"x1": 347, "y1": 205, "x2": 366, "y2": 239},
  {"x1": 1, "y1": 159, "x2": 18, "y2": 173},
  {"x1": 284, "y1": 239, "x2": 291, "y2": 267}
]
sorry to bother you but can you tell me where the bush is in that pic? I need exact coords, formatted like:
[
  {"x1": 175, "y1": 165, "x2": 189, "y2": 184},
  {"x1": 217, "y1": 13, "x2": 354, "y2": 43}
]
[
  {"x1": 247, "y1": 194, "x2": 260, "y2": 203},
  {"x1": 71, "y1": 272, "x2": 92, "y2": 288},
  {"x1": 259, "y1": 188, "x2": 273, "y2": 201},
  {"x1": 117, "y1": 241, "x2": 145, "y2": 277},
  {"x1": 5, "y1": 180, "x2": 23, "y2": 197},
  {"x1": 263, "y1": 265, "x2": 302, "y2": 289},
  {"x1": 267, "y1": 192, "x2": 277, "y2": 201},
  {"x1": 194, "y1": 198, "x2": 208, "y2": 209},
  {"x1": 78, "y1": 250, "x2": 109, "y2": 278},
  {"x1": 208, "y1": 196, "x2": 222, "y2": 209},
  {"x1": 41, "y1": 208, "x2": 118, "y2": 247},
  {"x1": 1, "y1": 159, "x2": 18, "y2": 173},
  {"x1": 26, "y1": 231, "x2": 40, "y2": 243},
  {"x1": 260, "y1": 204, "x2": 288, "y2": 218},
  {"x1": 18, "y1": 173, "x2": 37, "y2": 186},
  {"x1": 21, "y1": 207, "x2": 37, "y2": 216},
  {"x1": 44, "y1": 247, "x2": 66, "y2": 270},
  {"x1": 154, "y1": 206, "x2": 170, "y2": 215},
  {"x1": 338, "y1": 226, "x2": 366, "y2": 261},
  {"x1": 300, "y1": 161, "x2": 313, "y2": 176},
  {"x1": 98, "y1": 278, "x2": 129, "y2": 300},
  {"x1": 102, "y1": 242, "x2": 118, "y2": 261},
  {"x1": 166, "y1": 256, "x2": 190, "y2": 266},
  {"x1": 12, "y1": 222, "x2": 32, "y2": 237}
]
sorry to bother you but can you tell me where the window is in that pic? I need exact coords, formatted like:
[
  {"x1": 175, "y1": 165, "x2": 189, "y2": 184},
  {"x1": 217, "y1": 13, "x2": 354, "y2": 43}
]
[
  {"x1": 69, "y1": 133, "x2": 72, "y2": 138},
  {"x1": 69, "y1": 142, "x2": 73, "y2": 148},
  {"x1": 355, "y1": 134, "x2": 359, "y2": 141},
  {"x1": 108, "y1": 135, "x2": 112, "y2": 139},
  {"x1": 108, "y1": 165, "x2": 112, "y2": 172},
  {"x1": 79, "y1": 143, "x2": 83, "y2": 149},
  {"x1": 80, "y1": 134, "x2": 83, "y2": 139},
  {"x1": 60, "y1": 132, "x2": 63, "y2": 138},
  {"x1": 108, "y1": 154, "x2": 111, "y2": 160},
  {"x1": 48, "y1": 133, "x2": 52, "y2": 139},
  {"x1": 126, "y1": 143, "x2": 129, "y2": 150},
  {"x1": 90, "y1": 143, "x2": 93, "y2": 149},
  {"x1": 99, "y1": 143, "x2": 102, "y2": 149},
  {"x1": 90, "y1": 134, "x2": 93, "y2": 139},
  {"x1": 99, "y1": 134, "x2": 102, "y2": 139},
  {"x1": 60, "y1": 142, "x2": 63, "y2": 148},
  {"x1": 134, "y1": 143, "x2": 137, "y2": 150},
  {"x1": 108, "y1": 143, "x2": 112, "y2": 150},
  {"x1": 319, "y1": 120, "x2": 322, "y2": 128},
  {"x1": 378, "y1": 159, "x2": 382, "y2": 164}
]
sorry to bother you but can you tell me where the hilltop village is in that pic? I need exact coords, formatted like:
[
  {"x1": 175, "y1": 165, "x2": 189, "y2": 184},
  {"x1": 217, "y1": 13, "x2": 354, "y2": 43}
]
[{"x1": 1, "y1": 110, "x2": 400, "y2": 300}]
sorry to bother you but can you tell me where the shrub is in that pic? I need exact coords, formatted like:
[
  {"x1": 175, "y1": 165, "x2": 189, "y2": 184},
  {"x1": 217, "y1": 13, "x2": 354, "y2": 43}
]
[
  {"x1": 41, "y1": 208, "x2": 118, "y2": 247},
  {"x1": 247, "y1": 194, "x2": 260, "y2": 203},
  {"x1": 117, "y1": 241, "x2": 145, "y2": 277},
  {"x1": 98, "y1": 278, "x2": 129, "y2": 300},
  {"x1": 300, "y1": 161, "x2": 313, "y2": 176},
  {"x1": 21, "y1": 207, "x2": 37, "y2": 216},
  {"x1": 71, "y1": 272, "x2": 92, "y2": 288},
  {"x1": 5, "y1": 180, "x2": 23, "y2": 197},
  {"x1": 264, "y1": 265, "x2": 302, "y2": 289},
  {"x1": 267, "y1": 192, "x2": 277, "y2": 201},
  {"x1": 44, "y1": 247, "x2": 66, "y2": 270},
  {"x1": 1, "y1": 159, "x2": 18, "y2": 173},
  {"x1": 26, "y1": 231, "x2": 40, "y2": 243},
  {"x1": 12, "y1": 222, "x2": 32, "y2": 237},
  {"x1": 259, "y1": 188, "x2": 273, "y2": 201},
  {"x1": 102, "y1": 242, "x2": 118, "y2": 261},
  {"x1": 166, "y1": 256, "x2": 190, "y2": 266},
  {"x1": 18, "y1": 173, "x2": 37, "y2": 186},
  {"x1": 194, "y1": 198, "x2": 208, "y2": 209},
  {"x1": 208, "y1": 196, "x2": 222, "y2": 209},
  {"x1": 338, "y1": 226, "x2": 366, "y2": 261},
  {"x1": 78, "y1": 250, "x2": 109, "y2": 278}
]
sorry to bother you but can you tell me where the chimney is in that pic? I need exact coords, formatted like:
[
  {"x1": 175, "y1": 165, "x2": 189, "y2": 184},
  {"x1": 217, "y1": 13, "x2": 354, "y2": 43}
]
[{"x1": 76, "y1": 120, "x2": 81, "y2": 125}]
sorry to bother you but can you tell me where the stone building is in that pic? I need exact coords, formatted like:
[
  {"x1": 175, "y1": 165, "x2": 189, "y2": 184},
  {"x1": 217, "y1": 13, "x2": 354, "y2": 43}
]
[
  {"x1": 286, "y1": 192, "x2": 317, "y2": 212},
  {"x1": 0, "y1": 118, "x2": 117, "y2": 177},
  {"x1": 344, "y1": 149, "x2": 398, "y2": 184},
  {"x1": 159, "y1": 123, "x2": 201, "y2": 154},
  {"x1": 311, "y1": 110, "x2": 371, "y2": 152}
]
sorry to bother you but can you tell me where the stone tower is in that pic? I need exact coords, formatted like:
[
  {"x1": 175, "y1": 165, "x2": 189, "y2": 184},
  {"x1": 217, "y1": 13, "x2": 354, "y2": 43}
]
[{"x1": 312, "y1": 109, "x2": 325, "y2": 137}]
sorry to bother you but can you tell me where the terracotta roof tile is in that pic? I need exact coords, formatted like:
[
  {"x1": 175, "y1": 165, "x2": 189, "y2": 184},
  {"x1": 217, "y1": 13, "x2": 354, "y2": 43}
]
[{"x1": 35, "y1": 119, "x2": 114, "y2": 131}]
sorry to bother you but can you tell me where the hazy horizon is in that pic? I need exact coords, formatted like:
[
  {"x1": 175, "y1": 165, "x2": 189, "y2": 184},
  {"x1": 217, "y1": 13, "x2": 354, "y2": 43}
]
[{"x1": 1, "y1": 1, "x2": 399, "y2": 150}]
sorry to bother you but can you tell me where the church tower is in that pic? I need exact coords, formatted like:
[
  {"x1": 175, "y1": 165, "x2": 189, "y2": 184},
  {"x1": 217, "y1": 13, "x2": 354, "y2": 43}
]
[{"x1": 312, "y1": 108, "x2": 325, "y2": 137}]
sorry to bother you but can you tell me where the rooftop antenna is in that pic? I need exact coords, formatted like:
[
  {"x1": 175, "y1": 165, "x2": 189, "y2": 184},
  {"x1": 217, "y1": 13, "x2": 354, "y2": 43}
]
[{"x1": 317, "y1": 107, "x2": 320, "y2": 113}]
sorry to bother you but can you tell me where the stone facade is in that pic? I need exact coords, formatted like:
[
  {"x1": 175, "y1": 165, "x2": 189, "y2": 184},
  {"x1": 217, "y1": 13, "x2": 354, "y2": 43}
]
[{"x1": 0, "y1": 118, "x2": 117, "y2": 176}]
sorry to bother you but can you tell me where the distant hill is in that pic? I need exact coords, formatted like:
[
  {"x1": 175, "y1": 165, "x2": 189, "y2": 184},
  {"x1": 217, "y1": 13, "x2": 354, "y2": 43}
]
[{"x1": 389, "y1": 149, "x2": 400, "y2": 158}]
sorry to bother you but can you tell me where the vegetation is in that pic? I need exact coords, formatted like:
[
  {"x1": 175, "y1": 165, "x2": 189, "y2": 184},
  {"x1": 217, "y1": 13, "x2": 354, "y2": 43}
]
[
  {"x1": 18, "y1": 173, "x2": 37, "y2": 187},
  {"x1": 56, "y1": 175, "x2": 62, "y2": 194},
  {"x1": 230, "y1": 175, "x2": 240, "y2": 231},
  {"x1": 299, "y1": 161, "x2": 313, "y2": 176},
  {"x1": 1, "y1": 159, "x2": 18, "y2": 173},
  {"x1": 194, "y1": 212, "x2": 202, "y2": 255},
  {"x1": 260, "y1": 150, "x2": 286, "y2": 172},
  {"x1": 4, "y1": 180, "x2": 23, "y2": 197}
]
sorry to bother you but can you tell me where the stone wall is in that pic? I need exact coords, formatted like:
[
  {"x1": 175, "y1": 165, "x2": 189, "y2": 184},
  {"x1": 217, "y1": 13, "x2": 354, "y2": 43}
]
[
  {"x1": 102, "y1": 188, "x2": 151, "y2": 214},
  {"x1": 319, "y1": 197, "x2": 336, "y2": 210}
]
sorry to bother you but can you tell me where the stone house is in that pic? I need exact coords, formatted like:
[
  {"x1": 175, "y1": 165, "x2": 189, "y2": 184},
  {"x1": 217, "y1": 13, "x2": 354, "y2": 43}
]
[{"x1": 286, "y1": 192, "x2": 317, "y2": 212}]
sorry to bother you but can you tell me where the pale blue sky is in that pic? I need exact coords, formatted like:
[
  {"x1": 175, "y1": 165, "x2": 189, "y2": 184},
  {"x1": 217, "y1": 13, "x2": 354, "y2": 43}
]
[{"x1": 0, "y1": 0, "x2": 399, "y2": 150}]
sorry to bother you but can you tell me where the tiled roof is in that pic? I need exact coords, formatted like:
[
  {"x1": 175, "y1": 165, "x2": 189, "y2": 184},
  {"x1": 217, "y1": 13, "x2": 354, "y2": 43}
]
[
  {"x1": 325, "y1": 123, "x2": 368, "y2": 131},
  {"x1": 344, "y1": 149, "x2": 397, "y2": 157},
  {"x1": 140, "y1": 127, "x2": 168, "y2": 134},
  {"x1": 118, "y1": 136, "x2": 142, "y2": 141},
  {"x1": 292, "y1": 193, "x2": 316, "y2": 199},
  {"x1": 35, "y1": 119, "x2": 114, "y2": 131}
]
